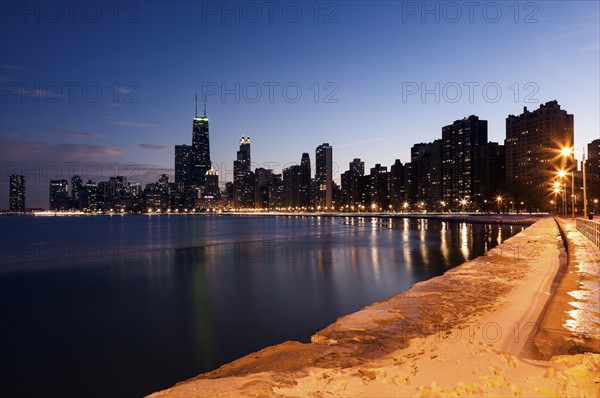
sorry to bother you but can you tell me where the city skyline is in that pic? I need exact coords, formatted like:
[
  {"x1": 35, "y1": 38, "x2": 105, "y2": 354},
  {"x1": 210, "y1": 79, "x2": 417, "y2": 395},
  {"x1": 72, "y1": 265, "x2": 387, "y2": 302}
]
[
  {"x1": 1, "y1": 1, "x2": 599, "y2": 208},
  {"x1": 7, "y1": 99, "x2": 600, "y2": 213}
]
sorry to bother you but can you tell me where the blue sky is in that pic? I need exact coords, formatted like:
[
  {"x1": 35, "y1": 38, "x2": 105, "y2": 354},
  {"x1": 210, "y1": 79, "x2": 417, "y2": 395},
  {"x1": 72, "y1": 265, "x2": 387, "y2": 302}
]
[{"x1": 1, "y1": 1, "x2": 599, "y2": 208}]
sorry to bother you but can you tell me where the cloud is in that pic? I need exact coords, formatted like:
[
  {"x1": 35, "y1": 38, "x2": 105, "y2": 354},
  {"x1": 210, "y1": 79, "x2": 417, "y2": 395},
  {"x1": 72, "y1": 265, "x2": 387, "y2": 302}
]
[
  {"x1": 0, "y1": 64, "x2": 23, "y2": 70},
  {"x1": 0, "y1": 138, "x2": 121, "y2": 165},
  {"x1": 139, "y1": 143, "x2": 171, "y2": 151},
  {"x1": 55, "y1": 131, "x2": 106, "y2": 139},
  {"x1": 105, "y1": 117, "x2": 158, "y2": 128}
]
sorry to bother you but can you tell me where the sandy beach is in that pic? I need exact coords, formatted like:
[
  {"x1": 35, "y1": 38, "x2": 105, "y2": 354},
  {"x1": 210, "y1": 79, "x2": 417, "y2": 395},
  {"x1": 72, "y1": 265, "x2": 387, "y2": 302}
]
[{"x1": 148, "y1": 217, "x2": 600, "y2": 397}]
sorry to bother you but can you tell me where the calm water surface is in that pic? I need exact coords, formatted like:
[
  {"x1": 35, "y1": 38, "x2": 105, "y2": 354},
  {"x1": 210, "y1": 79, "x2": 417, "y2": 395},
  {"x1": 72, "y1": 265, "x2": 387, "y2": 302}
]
[{"x1": 0, "y1": 215, "x2": 525, "y2": 397}]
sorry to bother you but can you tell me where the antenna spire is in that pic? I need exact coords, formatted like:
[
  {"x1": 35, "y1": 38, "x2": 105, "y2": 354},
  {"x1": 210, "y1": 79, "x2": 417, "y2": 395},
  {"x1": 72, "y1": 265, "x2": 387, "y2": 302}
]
[
  {"x1": 203, "y1": 94, "x2": 207, "y2": 117},
  {"x1": 195, "y1": 86, "x2": 198, "y2": 117}
]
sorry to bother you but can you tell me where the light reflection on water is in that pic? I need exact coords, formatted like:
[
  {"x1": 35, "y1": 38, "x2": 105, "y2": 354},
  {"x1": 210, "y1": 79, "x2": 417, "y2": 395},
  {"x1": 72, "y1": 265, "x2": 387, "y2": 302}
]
[{"x1": 0, "y1": 215, "x2": 524, "y2": 398}]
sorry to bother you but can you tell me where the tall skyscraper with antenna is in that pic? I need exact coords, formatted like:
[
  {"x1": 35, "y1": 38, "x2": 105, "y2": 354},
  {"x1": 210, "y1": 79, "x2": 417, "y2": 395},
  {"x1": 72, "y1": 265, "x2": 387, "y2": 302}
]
[{"x1": 191, "y1": 89, "x2": 211, "y2": 188}]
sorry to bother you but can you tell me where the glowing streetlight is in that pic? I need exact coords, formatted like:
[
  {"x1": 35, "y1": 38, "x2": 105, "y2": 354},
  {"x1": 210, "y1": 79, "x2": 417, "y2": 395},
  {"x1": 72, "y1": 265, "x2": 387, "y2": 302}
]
[
  {"x1": 560, "y1": 146, "x2": 588, "y2": 217},
  {"x1": 460, "y1": 198, "x2": 468, "y2": 212}
]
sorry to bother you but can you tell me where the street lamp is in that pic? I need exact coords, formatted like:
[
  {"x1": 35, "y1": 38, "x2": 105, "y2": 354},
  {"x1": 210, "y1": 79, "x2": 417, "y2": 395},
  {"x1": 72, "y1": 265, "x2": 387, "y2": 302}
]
[
  {"x1": 556, "y1": 170, "x2": 568, "y2": 217},
  {"x1": 553, "y1": 185, "x2": 561, "y2": 215},
  {"x1": 460, "y1": 198, "x2": 467, "y2": 212},
  {"x1": 560, "y1": 146, "x2": 588, "y2": 217}
]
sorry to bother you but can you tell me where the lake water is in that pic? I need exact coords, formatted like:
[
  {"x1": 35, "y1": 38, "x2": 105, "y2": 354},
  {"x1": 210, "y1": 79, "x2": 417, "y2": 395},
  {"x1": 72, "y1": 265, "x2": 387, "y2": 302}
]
[{"x1": 0, "y1": 215, "x2": 524, "y2": 397}]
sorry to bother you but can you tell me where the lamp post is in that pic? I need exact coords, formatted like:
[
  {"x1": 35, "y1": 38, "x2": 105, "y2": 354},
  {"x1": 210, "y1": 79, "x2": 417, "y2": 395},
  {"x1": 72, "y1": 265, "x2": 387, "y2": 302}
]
[
  {"x1": 557, "y1": 170, "x2": 568, "y2": 217},
  {"x1": 571, "y1": 171, "x2": 575, "y2": 219},
  {"x1": 582, "y1": 148, "x2": 587, "y2": 216},
  {"x1": 460, "y1": 198, "x2": 467, "y2": 213},
  {"x1": 553, "y1": 184, "x2": 560, "y2": 215},
  {"x1": 561, "y1": 146, "x2": 588, "y2": 218}
]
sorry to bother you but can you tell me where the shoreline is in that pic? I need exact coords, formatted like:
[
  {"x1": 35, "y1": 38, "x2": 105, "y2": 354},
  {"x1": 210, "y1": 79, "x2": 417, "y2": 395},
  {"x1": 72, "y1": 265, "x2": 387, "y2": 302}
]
[
  {"x1": 148, "y1": 216, "x2": 599, "y2": 397},
  {"x1": 11, "y1": 211, "x2": 543, "y2": 226}
]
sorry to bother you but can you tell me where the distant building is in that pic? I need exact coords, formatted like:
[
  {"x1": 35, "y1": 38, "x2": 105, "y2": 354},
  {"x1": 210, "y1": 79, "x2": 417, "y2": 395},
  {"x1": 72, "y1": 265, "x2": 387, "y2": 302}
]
[
  {"x1": 71, "y1": 175, "x2": 83, "y2": 208},
  {"x1": 79, "y1": 180, "x2": 100, "y2": 212},
  {"x1": 175, "y1": 144, "x2": 193, "y2": 185},
  {"x1": 473, "y1": 142, "x2": 506, "y2": 208},
  {"x1": 204, "y1": 169, "x2": 220, "y2": 198},
  {"x1": 409, "y1": 140, "x2": 442, "y2": 207},
  {"x1": 369, "y1": 164, "x2": 389, "y2": 210},
  {"x1": 9, "y1": 174, "x2": 25, "y2": 212},
  {"x1": 587, "y1": 138, "x2": 600, "y2": 206},
  {"x1": 49, "y1": 179, "x2": 69, "y2": 210},
  {"x1": 315, "y1": 143, "x2": 332, "y2": 209},
  {"x1": 505, "y1": 101, "x2": 574, "y2": 210},
  {"x1": 299, "y1": 153, "x2": 312, "y2": 207},
  {"x1": 283, "y1": 165, "x2": 302, "y2": 209},
  {"x1": 192, "y1": 95, "x2": 211, "y2": 188},
  {"x1": 174, "y1": 93, "x2": 211, "y2": 193},
  {"x1": 442, "y1": 116, "x2": 488, "y2": 207},
  {"x1": 341, "y1": 158, "x2": 365, "y2": 209},
  {"x1": 389, "y1": 159, "x2": 405, "y2": 210},
  {"x1": 349, "y1": 158, "x2": 364, "y2": 176},
  {"x1": 233, "y1": 136, "x2": 254, "y2": 208},
  {"x1": 268, "y1": 176, "x2": 285, "y2": 210},
  {"x1": 254, "y1": 167, "x2": 272, "y2": 209}
]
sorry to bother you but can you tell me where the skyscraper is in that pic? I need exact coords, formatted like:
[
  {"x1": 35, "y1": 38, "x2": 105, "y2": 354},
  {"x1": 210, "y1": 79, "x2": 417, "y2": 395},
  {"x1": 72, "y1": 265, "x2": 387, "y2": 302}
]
[
  {"x1": 505, "y1": 101, "x2": 574, "y2": 209},
  {"x1": 254, "y1": 167, "x2": 272, "y2": 209},
  {"x1": 71, "y1": 175, "x2": 83, "y2": 208},
  {"x1": 473, "y1": 142, "x2": 506, "y2": 207},
  {"x1": 341, "y1": 158, "x2": 365, "y2": 209},
  {"x1": 81, "y1": 180, "x2": 101, "y2": 212},
  {"x1": 191, "y1": 93, "x2": 211, "y2": 188},
  {"x1": 349, "y1": 158, "x2": 364, "y2": 176},
  {"x1": 369, "y1": 164, "x2": 389, "y2": 210},
  {"x1": 442, "y1": 116, "x2": 487, "y2": 206},
  {"x1": 233, "y1": 137, "x2": 254, "y2": 208},
  {"x1": 389, "y1": 159, "x2": 405, "y2": 210},
  {"x1": 299, "y1": 153, "x2": 311, "y2": 207},
  {"x1": 49, "y1": 179, "x2": 69, "y2": 210},
  {"x1": 175, "y1": 144, "x2": 193, "y2": 185},
  {"x1": 9, "y1": 174, "x2": 25, "y2": 212},
  {"x1": 586, "y1": 139, "x2": 600, "y2": 204},
  {"x1": 409, "y1": 140, "x2": 443, "y2": 206},
  {"x1": 204, "y1": 169, "x2": 220, "y2": 198},
  {"x1": 235, "y1": 136, "x2": 251, "y2": 172},
  {"x1": 315, "y1": 143, "x2": 332, "y2": 209},
  {"x1": 283, "y1": 165, "x2": 301, "y2": 208}
]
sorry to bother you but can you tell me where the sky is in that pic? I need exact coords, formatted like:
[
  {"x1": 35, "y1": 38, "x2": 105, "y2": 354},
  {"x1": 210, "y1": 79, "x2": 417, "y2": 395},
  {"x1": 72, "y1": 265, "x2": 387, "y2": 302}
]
[{"x1": 1, "y1": 0, "x2": 599, "y2": 209}]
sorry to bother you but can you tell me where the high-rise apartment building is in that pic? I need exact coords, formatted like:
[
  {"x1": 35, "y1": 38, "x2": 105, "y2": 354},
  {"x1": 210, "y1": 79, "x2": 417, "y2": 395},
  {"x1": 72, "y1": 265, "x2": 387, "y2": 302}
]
[
  {"x1": 442, "y1": 115, "x2": 488, "y2": 205},
  {"x1": 315, "y1": 143, "x2": 332, "y2": 208},
  {"x1": 49, "y1": 179, "x2": 69, "y2": 210},
  {"x1": 175, "y1": 144, "x2": 193, "y2": 185},
  {"x1": 9, "y1": 174, "x2": 25, "y2": 212},
  {"x1": 233, "y1": 137, "x2": 254, "y2": 208},
  {"x1": 505, "y1": 101, "x2": 574, "y2": 207}
]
